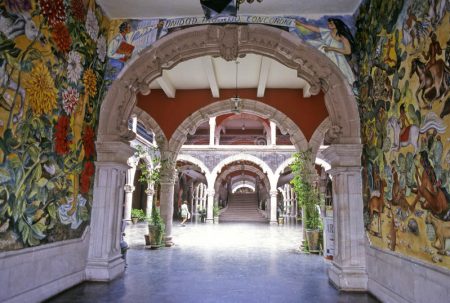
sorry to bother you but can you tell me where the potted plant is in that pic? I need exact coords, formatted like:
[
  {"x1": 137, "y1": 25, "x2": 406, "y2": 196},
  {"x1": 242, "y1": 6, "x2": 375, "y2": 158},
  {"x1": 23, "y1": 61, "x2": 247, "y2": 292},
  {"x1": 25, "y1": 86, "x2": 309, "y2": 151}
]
[
  {"x1": 290, "y1": 149, "x2": 323, "y2": 253},
  {"x1": 134, "y1": 145, "x2": 166, "y2": 248},
  {"x1": 146, "y1": 203, "x2": 165, "y2": 249},
  {"x1": 198, "y1": 207, "x2": 207, "y2": 223},
  {"x1": 213, "y1": 205, "x2": 220, "y2": 224},
  {"x1": 277, "y1": 201, "x2": 285, "y2": 225},
  {"x1": 131, "y1": 208, "x2": 145, "y2": 224}
]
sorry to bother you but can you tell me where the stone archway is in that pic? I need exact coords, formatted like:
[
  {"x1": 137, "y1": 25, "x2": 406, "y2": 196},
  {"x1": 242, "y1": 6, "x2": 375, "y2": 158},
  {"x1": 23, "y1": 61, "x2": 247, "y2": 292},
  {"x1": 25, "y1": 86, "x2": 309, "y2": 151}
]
[
  {"x1": 176, "y1": 154, "x2": 211, "y2": 186},
  {"x1": 91, "y1": 24, "x2": 365, "y2": 291}
]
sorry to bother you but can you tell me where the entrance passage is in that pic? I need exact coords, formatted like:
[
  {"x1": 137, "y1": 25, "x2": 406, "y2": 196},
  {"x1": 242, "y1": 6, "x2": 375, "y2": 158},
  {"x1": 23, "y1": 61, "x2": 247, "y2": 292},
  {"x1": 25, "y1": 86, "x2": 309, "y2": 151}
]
[{"x1": 47, "y1": 223, "x2": 379, "y2": 303}]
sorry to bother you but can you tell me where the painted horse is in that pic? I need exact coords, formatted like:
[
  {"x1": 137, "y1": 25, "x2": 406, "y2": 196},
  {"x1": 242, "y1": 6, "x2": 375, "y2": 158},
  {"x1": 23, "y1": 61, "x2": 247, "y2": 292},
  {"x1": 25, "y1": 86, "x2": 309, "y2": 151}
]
[
  {"x1": 413, "y1": 152, "x2": 448, "y2": 216},
  {"x1": 410, "y1": 58, "x2": 450, "y2": 107}
]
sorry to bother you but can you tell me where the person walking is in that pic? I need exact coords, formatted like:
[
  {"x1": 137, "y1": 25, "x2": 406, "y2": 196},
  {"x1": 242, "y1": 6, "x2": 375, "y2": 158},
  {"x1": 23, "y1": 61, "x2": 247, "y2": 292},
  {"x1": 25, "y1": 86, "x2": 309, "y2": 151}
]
[{"x1": 180, "y1": 201, "x2": 190, "y2": 226}]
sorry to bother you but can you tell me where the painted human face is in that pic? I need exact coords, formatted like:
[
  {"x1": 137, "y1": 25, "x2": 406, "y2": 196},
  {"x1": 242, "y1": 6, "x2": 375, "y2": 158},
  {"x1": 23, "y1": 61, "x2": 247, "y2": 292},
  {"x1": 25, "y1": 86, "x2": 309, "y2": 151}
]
[{"x1": 327, "y1": 20, "x2": 336, "y2": 30}]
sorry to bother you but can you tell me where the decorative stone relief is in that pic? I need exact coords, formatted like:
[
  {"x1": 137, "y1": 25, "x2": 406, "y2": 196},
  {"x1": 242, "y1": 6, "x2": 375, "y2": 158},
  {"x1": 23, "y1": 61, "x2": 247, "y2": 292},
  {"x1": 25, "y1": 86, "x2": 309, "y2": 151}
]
[
  {"x1": 324, "y1": 124, "x2": 343, "y2": 145},
  {"x1": 217, "y1": 25, "x2": 240, "y2": 61}
]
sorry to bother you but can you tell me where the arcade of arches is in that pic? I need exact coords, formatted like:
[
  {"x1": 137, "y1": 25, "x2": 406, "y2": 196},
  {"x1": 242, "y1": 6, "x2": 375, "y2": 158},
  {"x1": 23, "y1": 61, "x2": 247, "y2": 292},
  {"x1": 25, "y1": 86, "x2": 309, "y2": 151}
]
[{"x1": 1, "y1": 1, "x2": 450, "y2": 303}]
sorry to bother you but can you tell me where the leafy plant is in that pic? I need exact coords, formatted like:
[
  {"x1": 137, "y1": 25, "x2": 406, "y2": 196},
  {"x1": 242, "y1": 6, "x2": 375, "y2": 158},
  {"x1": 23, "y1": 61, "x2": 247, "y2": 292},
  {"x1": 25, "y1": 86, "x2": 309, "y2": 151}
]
[
  {"x1": 131, "y1": 208, "x2": 146, "y2": 221},
  {"x1": 213, "y1": 205, "x2": 220, "y2": 217},
  {"x1": 290, "y1": 150, "x2": 322, "y2": 230},
  {"x1": 135, "y1": 145, "x2": 162, "y2": 186}
]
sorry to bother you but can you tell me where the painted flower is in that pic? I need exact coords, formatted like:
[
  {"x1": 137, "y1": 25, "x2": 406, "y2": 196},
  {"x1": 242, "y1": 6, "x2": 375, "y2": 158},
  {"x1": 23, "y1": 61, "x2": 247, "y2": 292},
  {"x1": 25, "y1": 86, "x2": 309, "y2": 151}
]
[
  {"x1": 39, "y1": 0, "x2": 66, "y2": 27},
  {"x1": 85, "y1": 9, "x2": 99, "y2": 41},
  {"x1": 54, "y1": 115, "x2": 72, "y2": 155},
  {"x1": 70, "y1": 0, "x2": 85, "y2": 22},
  {"x1": 83, "y1": 68, "x2": 97, "y2": 97},
  {"x1": 82, "y1": 126, "x2": 95, "y2": 158},
  {"x1": 52, "y1": 22, "x2": 72, "y2": 53},
  {"x1": 67, "y1": 51, "x2": 83, "y2": 84},
  {"x1": 25, "y1": 62, "x2": 57, "y2": 116},
  {"x1": 97, "y1": 35, "x2": 107, "y2": 62},
  {"x1": 80, "y1": 161, "x2": 95, "y2": 194},
  {"x1": 62, "y1": 87, "x2": 80, "y2": 115}
]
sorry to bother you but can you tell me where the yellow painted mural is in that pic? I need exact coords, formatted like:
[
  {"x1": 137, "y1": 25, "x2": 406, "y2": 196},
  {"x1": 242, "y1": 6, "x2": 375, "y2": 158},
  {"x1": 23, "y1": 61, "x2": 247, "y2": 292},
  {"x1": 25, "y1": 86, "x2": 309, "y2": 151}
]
[{"x1": 0, "y1": 0, "x2": 109, "y2": 249}]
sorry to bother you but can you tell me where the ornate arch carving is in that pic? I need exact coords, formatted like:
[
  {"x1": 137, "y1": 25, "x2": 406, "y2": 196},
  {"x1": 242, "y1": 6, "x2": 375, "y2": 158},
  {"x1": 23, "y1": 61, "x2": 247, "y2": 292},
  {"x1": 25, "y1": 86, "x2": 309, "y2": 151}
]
[{"x1": 97, "y1": 24, "x2": 360, "y2": 147}]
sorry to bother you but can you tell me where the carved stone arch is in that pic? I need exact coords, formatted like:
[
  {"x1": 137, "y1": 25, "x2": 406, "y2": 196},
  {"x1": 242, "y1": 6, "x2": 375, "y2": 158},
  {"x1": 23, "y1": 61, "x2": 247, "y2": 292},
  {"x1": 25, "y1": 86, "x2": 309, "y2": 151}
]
[
  {"x1": 232, "y1": 183, "x2": 256, "y2": 193},
  {"x1": 214, "y1": 164, "x2": 270, "y2": 193},
  {"x1": 98, "y1": 24, "x2": 360, "y2": 146},
  {"x1": 168, "y1": 99, "x2": 308, "y2": 155},
  {"x1": 132, "y1": 107, "x2": 168, "y2": 147},
  {"x1": 274, "y1": 157, "x2": 295, "y2": 182},
  {"x1": 308, "y1": 117, "x2": 332, "y2": 158},
  {"x1": 210, "y1": 153, "x2": 276, "y2": 190},
  {"x1": 176, "y1": 154, "x2": 211, "y2": 187}
]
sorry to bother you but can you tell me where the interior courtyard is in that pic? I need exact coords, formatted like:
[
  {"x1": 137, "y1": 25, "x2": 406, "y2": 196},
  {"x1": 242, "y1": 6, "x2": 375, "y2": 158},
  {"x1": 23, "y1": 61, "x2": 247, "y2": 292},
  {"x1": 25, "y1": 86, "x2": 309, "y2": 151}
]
[{"x1": 0, "y1": 1, "x2": 449, "y2": 302}]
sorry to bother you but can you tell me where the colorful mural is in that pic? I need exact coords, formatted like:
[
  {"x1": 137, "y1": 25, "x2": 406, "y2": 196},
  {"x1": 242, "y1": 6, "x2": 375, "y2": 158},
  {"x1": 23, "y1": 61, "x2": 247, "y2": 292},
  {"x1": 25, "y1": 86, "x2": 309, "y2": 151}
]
[
  {"x1": 290, "y1": 15, "x2": 357, "y2": 86},
  {"x1": 0, "y1": 0, "x2": 109, "y2": 249},
  {"x1": 356, "y1": 0, "x2": 450, "y2": 268}
]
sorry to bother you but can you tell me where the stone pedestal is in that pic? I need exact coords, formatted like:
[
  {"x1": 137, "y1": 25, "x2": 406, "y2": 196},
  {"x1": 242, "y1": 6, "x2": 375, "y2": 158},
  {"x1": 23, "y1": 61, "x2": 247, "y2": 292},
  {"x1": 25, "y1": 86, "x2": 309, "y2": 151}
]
[
  {"x1": 86, "y1": 141, "x2": 133, "y2": 281},
  {"x1": 269, "y1": 190, "x2": 278, "y2": 224},
  {"x1": 322, "y1": 144, "x2": 368, "y2": 291}
]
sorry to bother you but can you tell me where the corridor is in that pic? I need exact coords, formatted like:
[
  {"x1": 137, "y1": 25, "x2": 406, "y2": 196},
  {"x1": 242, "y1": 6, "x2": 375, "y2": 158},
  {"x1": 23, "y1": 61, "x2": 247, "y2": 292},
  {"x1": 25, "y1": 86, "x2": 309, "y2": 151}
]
[{"x1": 47, "y1": 222, "x2": 379, "y2": 303}]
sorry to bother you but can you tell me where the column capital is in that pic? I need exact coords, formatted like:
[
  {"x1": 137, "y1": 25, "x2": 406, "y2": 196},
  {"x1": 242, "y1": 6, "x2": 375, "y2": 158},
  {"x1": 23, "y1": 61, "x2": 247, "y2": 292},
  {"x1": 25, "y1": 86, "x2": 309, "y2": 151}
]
[
  {"x1": 124, "y1": 184, "x2": 135, "y2": 193},
  {"x1": 95, "y1": 140, "x2": 134, "y2": 164},
  {"x1": 207, "y1": 188, "x2": 216, "y2": 196},
  {"x1": 145, "y1": 188, "x2": 155, "y2": 195},
  {"x1": 270, "y1": 190, "x2": 278, "y2": 197},
  {"x1": 321, "y1": 144, "x2": 362, "y2": 170}
]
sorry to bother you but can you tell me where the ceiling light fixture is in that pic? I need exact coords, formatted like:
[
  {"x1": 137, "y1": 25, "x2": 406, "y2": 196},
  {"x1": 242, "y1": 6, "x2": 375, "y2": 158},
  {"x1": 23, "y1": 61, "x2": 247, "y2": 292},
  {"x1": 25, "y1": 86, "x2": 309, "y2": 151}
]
[
  {"x1": 236, "y1": 0, "x2": 263, "y2": 11},
  {"x1": 231, "y1": 60, "x2": 242, "y2": 114}
]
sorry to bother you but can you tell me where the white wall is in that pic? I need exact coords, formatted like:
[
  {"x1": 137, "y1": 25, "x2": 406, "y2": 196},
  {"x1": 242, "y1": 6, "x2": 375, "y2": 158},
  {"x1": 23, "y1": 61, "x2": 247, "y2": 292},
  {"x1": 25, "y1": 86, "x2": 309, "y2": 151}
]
[
  {"x1": 367, "y1": 244, "x2": 450, "y2": 303},
  {"x1": 0, "y1": 228, "x2": 90, "y2": 303}
]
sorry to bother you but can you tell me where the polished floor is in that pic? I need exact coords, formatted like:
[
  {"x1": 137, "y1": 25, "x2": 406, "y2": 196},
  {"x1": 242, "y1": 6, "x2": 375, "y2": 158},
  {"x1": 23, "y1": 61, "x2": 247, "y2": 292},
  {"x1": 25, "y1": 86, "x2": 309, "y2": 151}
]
[{"x1": 47, "y1": 220, "x2": 379, "y2": 303}]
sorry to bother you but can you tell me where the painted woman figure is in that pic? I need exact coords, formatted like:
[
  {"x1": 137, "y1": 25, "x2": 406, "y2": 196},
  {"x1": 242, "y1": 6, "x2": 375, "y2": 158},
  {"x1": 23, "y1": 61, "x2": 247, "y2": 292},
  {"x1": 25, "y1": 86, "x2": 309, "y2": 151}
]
[{"x1": 295, "y1": 18, "x2": 356, "y2": 85}]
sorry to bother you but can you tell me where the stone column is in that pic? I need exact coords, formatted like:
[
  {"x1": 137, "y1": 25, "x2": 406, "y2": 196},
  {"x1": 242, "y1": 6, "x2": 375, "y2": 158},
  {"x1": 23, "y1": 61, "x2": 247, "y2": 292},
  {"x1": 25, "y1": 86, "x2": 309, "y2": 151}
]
[
  {"x1": 145, "y1": 184, "x2": 155, "y2": 217},
  {"x1": 209, "y1": 117, "x2": 216, "y2": 146},
  {"x1": 123, "y1": 158, "x2": 137, "y2": 221},
  {"x1": 269, "y1": 190, "x2": 278, "y2": 224},
  {"x1": 86, "y1": 141, "x2": 133, "y2": 281},
  {"x1": 206, "y1": 188, "x2": 215, "y2": 223},
  {"x1": 160, "y1": 171, "x2": 176, "y2": 247},
  {"x1": 270, "y1": 121, "x2": 276, "y2": 146},
  {"x1": 123, "y1": 184, "x2": 135, "y2": 221},
  {"x1": 322, "y1": 144, "x2": 368, "y2": 291}
]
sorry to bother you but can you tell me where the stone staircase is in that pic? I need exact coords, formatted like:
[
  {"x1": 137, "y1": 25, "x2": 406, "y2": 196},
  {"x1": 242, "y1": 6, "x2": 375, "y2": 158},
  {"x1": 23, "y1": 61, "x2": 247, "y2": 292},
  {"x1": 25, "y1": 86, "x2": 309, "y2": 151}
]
[{"x1": 220, "y1": 193, "x2": 267, "y2": 223}]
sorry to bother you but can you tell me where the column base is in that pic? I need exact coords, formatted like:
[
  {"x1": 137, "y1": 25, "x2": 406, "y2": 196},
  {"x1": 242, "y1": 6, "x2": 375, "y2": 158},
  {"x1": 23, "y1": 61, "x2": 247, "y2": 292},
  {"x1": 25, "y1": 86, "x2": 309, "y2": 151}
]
[
  {"x1": 164, "y1": 236, "x2": 174, "y2": 247},
  {"x1": 269, "y1": 220, "x2": 278, "y2": 225},
  {"x1": 328, "y1": 262, "x2": 368, "y2": 291},
  {"x1": 86, "y1": 255, "x2": 124, "y2": 281},
  {"x1": 206, "y1": 219, "x2": 214, "y2": 224}
]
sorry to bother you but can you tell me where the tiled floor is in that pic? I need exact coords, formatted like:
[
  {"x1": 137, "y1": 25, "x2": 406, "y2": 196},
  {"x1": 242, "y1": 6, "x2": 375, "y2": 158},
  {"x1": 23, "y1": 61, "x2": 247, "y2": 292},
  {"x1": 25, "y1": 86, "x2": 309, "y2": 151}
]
[{"x1": 46, "y1": 220, "x2": 379, "y2": 303}]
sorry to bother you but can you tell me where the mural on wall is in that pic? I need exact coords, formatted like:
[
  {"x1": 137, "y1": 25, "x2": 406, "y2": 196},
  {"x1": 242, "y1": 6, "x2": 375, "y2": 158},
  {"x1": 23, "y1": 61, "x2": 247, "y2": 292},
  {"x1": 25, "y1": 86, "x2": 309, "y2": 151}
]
[
  {"x1": 290, "y1": 15, "x2": 357, "y2": 86},
  {"x1": 356, "y1": 0, "x2": 450, "y2": 268},
  {"x1": 0, "y1": 0, "x2": 109, "y2": 250}
]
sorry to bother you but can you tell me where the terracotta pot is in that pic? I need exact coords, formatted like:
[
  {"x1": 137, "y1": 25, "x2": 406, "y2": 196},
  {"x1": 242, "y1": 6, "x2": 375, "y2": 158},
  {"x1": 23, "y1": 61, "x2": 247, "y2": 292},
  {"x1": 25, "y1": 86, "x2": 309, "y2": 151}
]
[
  {"x1": 305, "y1": 229, "x2": 321, "y2": 253},
  {"x1": 148, "y1": 224, "x2": 164, "y2": 249},
  {"x1": 131, "y1": 217, "x2": 138, "y2": 224}
]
